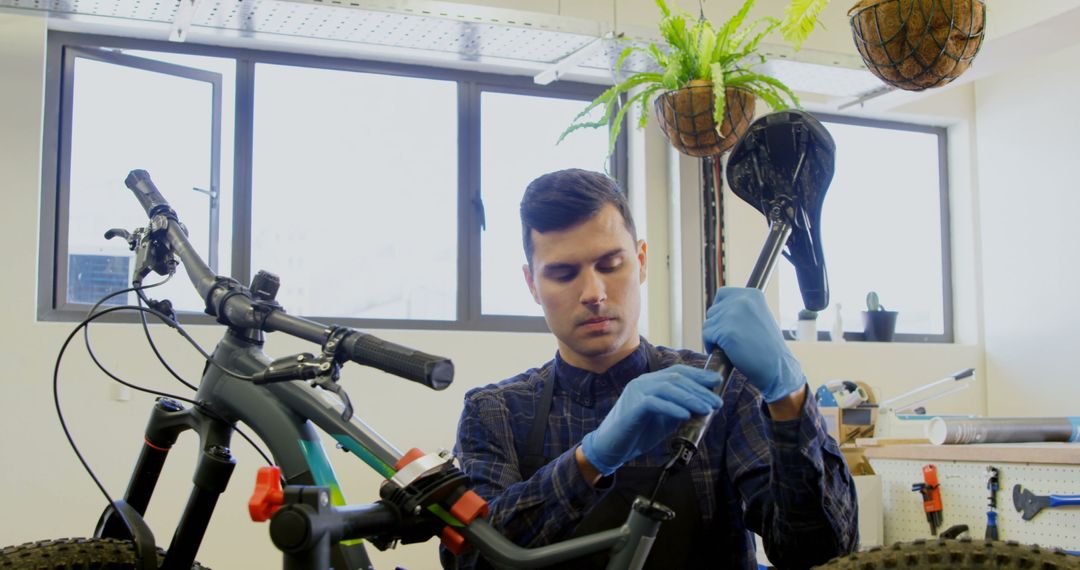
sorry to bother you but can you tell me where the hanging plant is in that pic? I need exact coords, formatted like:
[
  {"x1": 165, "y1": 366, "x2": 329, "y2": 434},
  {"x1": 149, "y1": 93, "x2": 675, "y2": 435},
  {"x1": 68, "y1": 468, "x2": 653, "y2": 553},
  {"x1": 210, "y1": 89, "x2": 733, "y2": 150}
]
[
  {"x1": 558, "y1": 0, "x2": 830, "y2": 158},
  {"x1": 849, "y1": 0, "x2": 986, "y2": 91}
]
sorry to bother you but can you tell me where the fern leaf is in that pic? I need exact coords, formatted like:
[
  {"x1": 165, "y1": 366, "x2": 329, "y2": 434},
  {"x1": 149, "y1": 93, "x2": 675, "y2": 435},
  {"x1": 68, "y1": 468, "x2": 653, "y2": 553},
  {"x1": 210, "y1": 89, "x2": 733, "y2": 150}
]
[
  {"x1": 696, "y1": 24, "x2": 717, "y2": 78},
  {"x1": 731, "y1": 16, "x2": 779, "y2": 57},
  {"x1": 718, "y1": 0, "x2": 757, "y2": 44},
  {"x1": 637, "y1": 85, "x2": 664, "y2": 129},
  {"x1": 662, "y1": 58, "x2": 683, "y2": 90},
  {"x1": 655, "y1": 0, "x2": 671, "y2": 19},
  {"x1": 710, "y1": 63, "x2": 727, "y2": 125},
  {"x1": 608, "y1": 86, "x2": 661, "y2": 156},
  {"x1": 780, "y1": 0, "x2": 829, "y2": 51},
  {"x1": 614, "y1": 45, "x2": 647, "y2": 79}
]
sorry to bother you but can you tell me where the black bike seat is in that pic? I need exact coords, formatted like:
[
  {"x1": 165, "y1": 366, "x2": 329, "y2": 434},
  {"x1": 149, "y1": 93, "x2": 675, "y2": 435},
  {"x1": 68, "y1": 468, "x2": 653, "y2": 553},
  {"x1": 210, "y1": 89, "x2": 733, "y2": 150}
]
[{"x1": 726, "y1": 109, "x2": 835, "y2": 312}]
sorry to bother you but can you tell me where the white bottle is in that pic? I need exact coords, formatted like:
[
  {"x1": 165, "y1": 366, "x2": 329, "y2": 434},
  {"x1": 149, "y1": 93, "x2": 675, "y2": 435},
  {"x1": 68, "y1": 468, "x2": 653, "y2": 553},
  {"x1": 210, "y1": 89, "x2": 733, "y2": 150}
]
[{"x1": 831, "y1": 303, "x2": 846, "y2": 342}]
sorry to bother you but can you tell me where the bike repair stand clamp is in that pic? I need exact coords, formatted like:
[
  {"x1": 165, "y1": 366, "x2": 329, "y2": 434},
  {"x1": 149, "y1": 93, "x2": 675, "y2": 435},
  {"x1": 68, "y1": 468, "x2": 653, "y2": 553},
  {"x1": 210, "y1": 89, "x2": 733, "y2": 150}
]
[{"x1": 382, "y1": 448, "x2": 488, "y2": 555}]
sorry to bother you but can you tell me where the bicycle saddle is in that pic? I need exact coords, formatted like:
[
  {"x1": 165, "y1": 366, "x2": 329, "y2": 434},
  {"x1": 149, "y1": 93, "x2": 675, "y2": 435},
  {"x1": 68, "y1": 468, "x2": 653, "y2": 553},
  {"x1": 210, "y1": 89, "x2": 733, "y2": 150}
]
[{"x1": 726, "y1": 109, "x2": 835, "y2": 311}]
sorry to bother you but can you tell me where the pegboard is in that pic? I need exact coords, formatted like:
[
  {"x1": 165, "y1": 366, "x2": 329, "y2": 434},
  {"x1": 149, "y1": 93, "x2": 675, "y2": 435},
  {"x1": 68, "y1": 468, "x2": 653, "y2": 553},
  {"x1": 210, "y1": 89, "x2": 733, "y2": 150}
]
[{"x1": 869, "y1": 458, "x2": 1080, "y2": 550}]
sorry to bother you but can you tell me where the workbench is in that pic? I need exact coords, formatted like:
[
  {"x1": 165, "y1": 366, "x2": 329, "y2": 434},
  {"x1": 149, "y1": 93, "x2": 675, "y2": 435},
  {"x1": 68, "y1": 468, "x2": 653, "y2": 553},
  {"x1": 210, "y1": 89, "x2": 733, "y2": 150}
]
[{"x1": 863, "y1": 443, "x2": 1080, "y2": 551}]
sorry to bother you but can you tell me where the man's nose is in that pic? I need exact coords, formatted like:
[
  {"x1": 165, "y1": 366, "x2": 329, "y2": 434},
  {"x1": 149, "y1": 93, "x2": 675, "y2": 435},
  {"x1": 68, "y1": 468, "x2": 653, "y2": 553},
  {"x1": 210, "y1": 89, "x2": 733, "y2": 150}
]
[{"x1": 580, "y1": 269, "x2": 607, "y2": 305}]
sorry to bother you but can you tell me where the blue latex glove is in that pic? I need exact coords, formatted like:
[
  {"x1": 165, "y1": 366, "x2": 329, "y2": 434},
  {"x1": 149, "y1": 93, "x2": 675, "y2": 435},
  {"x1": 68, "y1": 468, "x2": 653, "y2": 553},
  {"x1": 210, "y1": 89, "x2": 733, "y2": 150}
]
[
  {"x1": 702, "y1": 287, "x2": 806, "y2": 403},
  {"x1": 581, "y1": 365, "x2": 722, "y2": 476}
]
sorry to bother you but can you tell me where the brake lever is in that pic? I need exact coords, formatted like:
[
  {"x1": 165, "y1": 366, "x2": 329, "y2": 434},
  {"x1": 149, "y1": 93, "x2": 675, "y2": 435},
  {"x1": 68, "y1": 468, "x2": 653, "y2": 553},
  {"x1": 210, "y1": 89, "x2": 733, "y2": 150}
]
[
  {"x1": 252, "y1": 352, "x2": 355, "y2": 422},
  {"x1": 252, "y1": 353, "x2": 331, "y2": 384},
  {"x1": 311, "y1": 373, "x2": 354, "y2": 423}
]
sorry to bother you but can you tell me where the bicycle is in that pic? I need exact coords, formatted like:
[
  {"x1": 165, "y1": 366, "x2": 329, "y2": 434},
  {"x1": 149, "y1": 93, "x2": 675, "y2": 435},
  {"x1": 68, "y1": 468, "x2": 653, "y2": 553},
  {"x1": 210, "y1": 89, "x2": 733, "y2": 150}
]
[{"x1": 0, "y1": 169, "x2": 680, "y2": 570}]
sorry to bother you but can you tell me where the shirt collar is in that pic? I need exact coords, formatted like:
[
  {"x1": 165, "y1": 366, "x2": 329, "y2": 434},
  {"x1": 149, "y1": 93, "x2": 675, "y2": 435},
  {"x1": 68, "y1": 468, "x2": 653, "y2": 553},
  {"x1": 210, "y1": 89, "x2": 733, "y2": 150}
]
[{"x1": 553, "y1": 339, "x2": 651, "y2": 407}]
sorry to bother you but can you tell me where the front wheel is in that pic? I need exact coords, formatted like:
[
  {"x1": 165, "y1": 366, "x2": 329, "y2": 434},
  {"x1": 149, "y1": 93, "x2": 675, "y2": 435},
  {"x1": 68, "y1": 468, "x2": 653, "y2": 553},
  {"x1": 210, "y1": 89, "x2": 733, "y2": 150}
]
[
  {"x1": 815, "y1": 538, "x2": 1080, "y2": 569},
  {"x1": 0, "y1": 537, "x2": 211, "y2": 569}
]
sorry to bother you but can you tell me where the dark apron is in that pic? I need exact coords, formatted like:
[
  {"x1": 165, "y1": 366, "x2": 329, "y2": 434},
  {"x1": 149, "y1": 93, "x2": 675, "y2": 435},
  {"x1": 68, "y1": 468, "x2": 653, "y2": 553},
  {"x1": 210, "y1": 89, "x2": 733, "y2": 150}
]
[{"x1": 519, "y1": 344, "x2": 706, "y2": 569}]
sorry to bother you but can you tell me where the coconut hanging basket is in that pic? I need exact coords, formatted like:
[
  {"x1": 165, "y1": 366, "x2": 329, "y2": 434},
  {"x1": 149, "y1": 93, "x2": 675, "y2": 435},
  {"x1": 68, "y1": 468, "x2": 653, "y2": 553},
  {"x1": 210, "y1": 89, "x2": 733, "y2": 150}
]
[
  {"x1": 849, "y1": 0, "x2": 986, "y2": 91},
  {"x1": 653, "y1": 80, "x2": 757, "y2": 158}
]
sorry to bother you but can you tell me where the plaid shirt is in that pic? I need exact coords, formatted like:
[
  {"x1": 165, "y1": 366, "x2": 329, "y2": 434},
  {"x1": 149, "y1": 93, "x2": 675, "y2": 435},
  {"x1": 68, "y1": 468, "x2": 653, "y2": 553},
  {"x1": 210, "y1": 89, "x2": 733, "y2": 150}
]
[{"x1": 451, "y1": 340, "x2": 858, "y2": 569}]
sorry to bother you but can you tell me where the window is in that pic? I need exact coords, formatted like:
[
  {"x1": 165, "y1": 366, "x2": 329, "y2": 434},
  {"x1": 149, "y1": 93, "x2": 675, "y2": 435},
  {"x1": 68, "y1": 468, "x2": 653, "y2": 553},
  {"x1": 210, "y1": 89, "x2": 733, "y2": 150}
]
[
  {"x1": 480, "y1": 90, "x2": 608, "y2": 317},
  {"x1": 39, "y1": 33, "x2": 621, "y2": 331},
  {"x1": 57, "y1": 48, "x2": 226, "y2": 314},
  {"x1": 777, "y1": 113, "x2": 952, "y2": 342}
]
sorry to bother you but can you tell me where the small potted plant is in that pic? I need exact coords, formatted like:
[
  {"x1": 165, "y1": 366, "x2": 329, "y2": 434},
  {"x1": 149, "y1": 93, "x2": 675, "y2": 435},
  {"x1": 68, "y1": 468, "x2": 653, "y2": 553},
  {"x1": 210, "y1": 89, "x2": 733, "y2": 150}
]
[
  {"x1": 862, "y1": 291, "x2": 899, "y2": 341},
  {"x1": 796, "y1": 308, "x2": 820, "y2": 342},
  {"x1": 558, "y1": 0, "x2": 830, "y2": 158}
]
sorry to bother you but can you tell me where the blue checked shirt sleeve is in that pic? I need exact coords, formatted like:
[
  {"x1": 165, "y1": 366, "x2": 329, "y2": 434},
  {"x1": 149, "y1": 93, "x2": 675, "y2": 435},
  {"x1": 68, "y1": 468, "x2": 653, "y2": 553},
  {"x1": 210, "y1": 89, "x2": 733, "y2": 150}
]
[
  {"x1": 451, "y1": 390, "x2": 606, "y2": 567},
  {"x1": 725, "y1": 379, "x2": 859, "y2": 568}
]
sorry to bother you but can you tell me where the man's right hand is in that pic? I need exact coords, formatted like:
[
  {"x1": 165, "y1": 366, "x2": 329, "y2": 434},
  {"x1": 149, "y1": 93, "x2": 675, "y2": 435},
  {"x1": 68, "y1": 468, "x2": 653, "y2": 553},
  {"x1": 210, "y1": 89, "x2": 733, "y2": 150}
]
[{"x1": 580, "y1": 365, "x2": 722, "y2": 477}]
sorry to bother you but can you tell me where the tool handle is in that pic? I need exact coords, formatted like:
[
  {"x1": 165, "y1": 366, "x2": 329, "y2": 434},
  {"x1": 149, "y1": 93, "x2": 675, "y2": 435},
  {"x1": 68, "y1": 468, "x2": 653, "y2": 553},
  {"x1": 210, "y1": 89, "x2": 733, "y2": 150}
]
[
  {"x1": 1048, "y1": 494, "x2": 1080, "y2": 507},
  {"x1": 984, "y1": 511, "x2": 998, "y2": 540},
  {"x1": 922, "y1": 465, "x2": 943, "y2": 513},
  {"x1": 670, "y1": 348, "x2": 734, "y2": 457}
]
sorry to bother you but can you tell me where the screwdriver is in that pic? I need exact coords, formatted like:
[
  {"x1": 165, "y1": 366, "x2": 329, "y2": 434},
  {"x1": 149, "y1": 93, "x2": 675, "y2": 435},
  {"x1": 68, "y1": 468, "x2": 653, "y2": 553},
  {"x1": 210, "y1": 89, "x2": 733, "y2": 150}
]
[{"x1": 985, "y1": 466, "x2": 1000, "y2": 540}]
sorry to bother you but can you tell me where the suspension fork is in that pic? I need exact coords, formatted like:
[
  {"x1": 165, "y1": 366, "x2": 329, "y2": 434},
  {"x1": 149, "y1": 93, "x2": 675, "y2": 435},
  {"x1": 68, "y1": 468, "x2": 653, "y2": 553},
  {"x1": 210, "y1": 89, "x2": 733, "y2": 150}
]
[
  {"x1": 160, "y1": 441, "x2": 236, "y2": 570},
  {"x1": 95, "y1": 397, "x2": 192, "y2": 539},
  {"x1": 95, "y1": 396, "x2": 238, "y2": 570}
]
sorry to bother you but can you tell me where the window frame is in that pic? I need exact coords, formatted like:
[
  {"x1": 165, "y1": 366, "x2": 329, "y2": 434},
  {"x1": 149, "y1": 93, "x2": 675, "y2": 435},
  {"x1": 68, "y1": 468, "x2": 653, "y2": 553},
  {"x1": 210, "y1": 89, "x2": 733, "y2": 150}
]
[
  {"x1": 782, "y1": 112, "x2": 954, "y2": 343},
  {"x1": 38, "y1": 31, "x2": 627, "y2": 332}
]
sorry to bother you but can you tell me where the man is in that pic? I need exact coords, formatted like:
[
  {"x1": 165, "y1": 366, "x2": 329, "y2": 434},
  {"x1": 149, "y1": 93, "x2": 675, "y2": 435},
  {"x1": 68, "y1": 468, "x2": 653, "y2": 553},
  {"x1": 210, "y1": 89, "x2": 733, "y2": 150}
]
[{"x1": 449, "y1": 169, "x2": 857, "y2": 569}]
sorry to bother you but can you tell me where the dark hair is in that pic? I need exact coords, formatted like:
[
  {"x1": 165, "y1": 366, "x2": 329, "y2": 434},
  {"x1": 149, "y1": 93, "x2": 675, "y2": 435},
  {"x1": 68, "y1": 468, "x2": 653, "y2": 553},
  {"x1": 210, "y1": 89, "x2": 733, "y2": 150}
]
[{"x1": 520, "y1": 169, "x2": 636, "y2": 267}]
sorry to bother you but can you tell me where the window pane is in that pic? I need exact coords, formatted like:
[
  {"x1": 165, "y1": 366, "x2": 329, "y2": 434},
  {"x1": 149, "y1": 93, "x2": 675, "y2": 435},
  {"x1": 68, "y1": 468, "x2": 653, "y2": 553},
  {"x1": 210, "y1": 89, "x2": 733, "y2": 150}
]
[
  {"x1": 251, "y1": 64, "x2": 457, "y2": 320},
  {"x1": 67, "y1": 56, "x2": 221, "y2": 312},
  {"x1": 126, "y1": 50, "x2": 236, "y2": 279},
  {"x1": 480, "y1": 91, "x2": 609, "y2": 316},
  {"x1": 778, "y1": 121, "x2": 945, "y2": 337}
]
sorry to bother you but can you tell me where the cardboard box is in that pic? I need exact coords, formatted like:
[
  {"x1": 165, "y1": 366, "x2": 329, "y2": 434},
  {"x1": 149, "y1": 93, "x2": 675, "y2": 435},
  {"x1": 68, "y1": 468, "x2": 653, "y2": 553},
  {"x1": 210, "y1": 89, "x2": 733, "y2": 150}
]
[{"x1": 854, "y1": 474, "x2": 883, "y2": 548}]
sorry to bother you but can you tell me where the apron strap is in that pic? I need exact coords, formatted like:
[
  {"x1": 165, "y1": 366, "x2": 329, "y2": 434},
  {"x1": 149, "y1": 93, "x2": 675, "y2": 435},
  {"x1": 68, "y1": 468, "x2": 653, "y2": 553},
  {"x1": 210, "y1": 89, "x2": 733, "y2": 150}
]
[
  {"x1": 520, "y1": 342, "x2": 662, "y2": 480},
  {"x1": 520, "y1": 365, "x2": 557, "y2": 480}
]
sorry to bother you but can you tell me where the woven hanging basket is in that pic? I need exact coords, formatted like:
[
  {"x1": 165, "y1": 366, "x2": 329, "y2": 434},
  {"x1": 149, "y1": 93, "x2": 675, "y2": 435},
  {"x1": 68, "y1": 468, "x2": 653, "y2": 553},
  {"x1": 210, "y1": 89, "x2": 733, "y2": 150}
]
[
  {"x1": 654, "y1": 81, "x2": 756, "y2": 158},
  {"x1": 849, "y1": 0, "x2": 986, "y2": 91}
]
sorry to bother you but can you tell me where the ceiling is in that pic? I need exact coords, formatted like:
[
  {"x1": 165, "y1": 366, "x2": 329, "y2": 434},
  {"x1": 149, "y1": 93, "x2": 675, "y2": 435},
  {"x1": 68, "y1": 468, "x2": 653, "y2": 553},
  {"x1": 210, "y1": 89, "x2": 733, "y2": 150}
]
[{"x1": 2, "y1": 0, "x2": 1077, "y2": 112}]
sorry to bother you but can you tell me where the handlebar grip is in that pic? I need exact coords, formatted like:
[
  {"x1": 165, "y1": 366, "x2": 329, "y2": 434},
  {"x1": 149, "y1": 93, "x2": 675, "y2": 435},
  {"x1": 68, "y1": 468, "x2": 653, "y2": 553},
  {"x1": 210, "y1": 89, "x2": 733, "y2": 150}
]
[
  {"x1": 342, "y1": 332, "x2": 453, "y2": 390},
  {"x1": 124, "y1": 169, "x2": 173, "y2": 217}
]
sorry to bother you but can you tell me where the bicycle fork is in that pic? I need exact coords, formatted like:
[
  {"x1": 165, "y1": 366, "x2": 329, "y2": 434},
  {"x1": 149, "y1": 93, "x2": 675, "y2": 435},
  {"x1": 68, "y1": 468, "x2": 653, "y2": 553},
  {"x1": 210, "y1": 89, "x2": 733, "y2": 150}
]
[{"x1": 95, "y1": 397, "x2": 237, "y2": 570}]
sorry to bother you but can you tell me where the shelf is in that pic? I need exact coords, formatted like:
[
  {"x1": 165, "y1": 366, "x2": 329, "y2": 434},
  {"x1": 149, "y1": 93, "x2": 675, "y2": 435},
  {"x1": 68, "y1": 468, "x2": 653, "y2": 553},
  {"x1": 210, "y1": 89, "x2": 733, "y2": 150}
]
[{"x1": 863, "y1": 443, "x2": 1080, "y2": 465}]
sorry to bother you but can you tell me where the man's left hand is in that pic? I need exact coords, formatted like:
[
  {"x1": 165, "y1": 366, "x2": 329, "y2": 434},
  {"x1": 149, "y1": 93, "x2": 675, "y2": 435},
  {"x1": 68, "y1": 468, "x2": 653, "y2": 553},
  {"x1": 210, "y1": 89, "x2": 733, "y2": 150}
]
[{"x1": 702, "y1": 287, "x2": 806, "y2": 404}]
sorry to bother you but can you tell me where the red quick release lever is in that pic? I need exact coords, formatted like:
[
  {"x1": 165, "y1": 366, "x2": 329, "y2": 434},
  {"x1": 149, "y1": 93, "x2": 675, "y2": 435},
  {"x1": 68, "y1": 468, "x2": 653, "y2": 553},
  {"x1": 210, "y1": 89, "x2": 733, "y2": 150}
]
[{"x1": 249, "y1": 466, "x2": 285, "y2": 522}]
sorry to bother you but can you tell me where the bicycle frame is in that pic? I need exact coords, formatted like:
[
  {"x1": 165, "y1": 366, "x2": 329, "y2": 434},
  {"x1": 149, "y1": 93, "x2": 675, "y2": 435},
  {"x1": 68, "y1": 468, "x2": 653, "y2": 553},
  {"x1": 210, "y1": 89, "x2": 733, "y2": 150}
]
[
  {"x1": 91, "y1": 169, "x2": 671, "y2": 570},
  {"x1": 95, "y1": 327, "x2": 401, "y2": 570}
]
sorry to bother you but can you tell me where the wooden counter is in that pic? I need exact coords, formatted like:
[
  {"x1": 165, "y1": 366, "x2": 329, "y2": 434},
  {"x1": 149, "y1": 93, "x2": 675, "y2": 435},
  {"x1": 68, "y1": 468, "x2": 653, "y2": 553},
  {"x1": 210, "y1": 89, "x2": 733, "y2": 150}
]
[{"x1": 862, "y1": 442, "x2": 1080, "y2": 465}]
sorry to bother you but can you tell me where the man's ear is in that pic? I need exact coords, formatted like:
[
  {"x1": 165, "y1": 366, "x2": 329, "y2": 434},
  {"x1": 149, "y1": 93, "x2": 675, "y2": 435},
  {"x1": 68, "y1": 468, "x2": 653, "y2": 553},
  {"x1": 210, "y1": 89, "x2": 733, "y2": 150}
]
[
  {"x1": 637, "y1": 239, "x2": 648, "y2": 284},
  {"x1": 523, "y1": 264, "x2": 541, "y2": 304}
]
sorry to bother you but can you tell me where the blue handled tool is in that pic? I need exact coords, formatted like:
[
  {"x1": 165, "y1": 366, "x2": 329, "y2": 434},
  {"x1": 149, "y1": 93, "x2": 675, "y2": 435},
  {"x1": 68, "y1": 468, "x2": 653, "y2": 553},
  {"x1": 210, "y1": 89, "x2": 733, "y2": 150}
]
[
  {"x1": 985, "y1": 467, "x2": 999, "y2": 540},
  {"x1": 1012, "y1": 484, "x2": 1080, "y2": 521}
]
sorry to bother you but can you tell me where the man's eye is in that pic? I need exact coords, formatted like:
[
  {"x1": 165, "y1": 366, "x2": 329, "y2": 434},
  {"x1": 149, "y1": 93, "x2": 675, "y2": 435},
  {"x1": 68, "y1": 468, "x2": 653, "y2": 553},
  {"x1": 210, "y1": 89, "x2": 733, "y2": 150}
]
[
  {"x1": 598, "y1": 260, "x2": 623, "y2": 272},
  {"x1": 548, "y1": 270, "x2": 576, "y2": 282}
]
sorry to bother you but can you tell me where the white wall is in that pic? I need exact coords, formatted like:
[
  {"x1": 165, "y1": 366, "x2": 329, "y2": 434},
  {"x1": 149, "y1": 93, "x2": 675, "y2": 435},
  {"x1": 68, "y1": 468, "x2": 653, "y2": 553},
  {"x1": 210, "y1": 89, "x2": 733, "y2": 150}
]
[
  {"x1": 974, "y1": 42, "x2": 1080, "y2": 416},
  {"x1": 5, "y1": 0, "x2": 1078, "y2": 568}
]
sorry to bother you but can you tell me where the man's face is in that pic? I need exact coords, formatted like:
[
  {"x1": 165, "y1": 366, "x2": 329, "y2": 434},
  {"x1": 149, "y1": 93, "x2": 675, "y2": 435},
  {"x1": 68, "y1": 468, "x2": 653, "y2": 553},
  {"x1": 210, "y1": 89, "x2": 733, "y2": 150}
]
[{"x1": 523, "y1": 203, "x2": 647, "y2": 373}]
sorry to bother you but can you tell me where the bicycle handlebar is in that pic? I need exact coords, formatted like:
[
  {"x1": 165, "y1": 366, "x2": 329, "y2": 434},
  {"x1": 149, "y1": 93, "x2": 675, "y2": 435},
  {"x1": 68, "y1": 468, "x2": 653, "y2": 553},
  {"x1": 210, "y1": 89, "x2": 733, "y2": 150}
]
[{"x1": 123, "y1": 169, "x2": 453, "y2": 390}]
